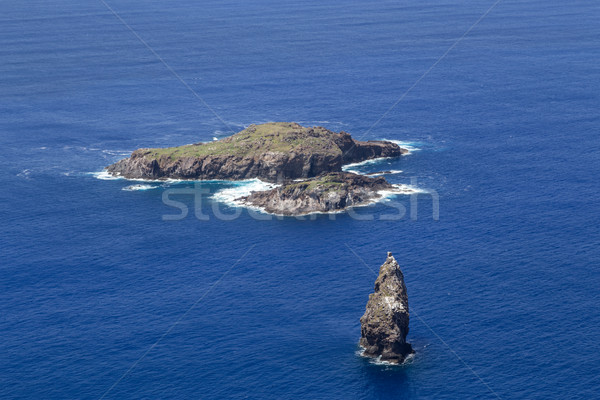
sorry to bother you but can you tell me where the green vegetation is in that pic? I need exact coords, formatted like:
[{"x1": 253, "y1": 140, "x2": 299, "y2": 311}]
[
  {"x1": 285, "y1": 174, "x2": 347, "y2": 193},
  {"x1": 140, "y1": 122, "x2": 342, "y2": 160}
]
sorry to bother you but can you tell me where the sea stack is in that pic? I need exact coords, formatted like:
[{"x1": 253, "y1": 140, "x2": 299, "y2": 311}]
[{"x1": 360, "y1": 252, "x2": 413, "y2": 364}]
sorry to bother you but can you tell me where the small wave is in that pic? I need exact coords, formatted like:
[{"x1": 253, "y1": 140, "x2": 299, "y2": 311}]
[
  {"x1": 17, "y1": 169, "x2": 32, "y2": 179},
  {"x1": 342, "y1": 157, "x2": 393, "y2": 173},
  {"x1": 370, "y1": 354, "x2": 414, "y2": 366},
  {"x1": 212, "y1": 179, "x2": 279, "y2": 207},
  {"x1": 356, "y1": 346, "x2": 415, "y2": 366},
  {"x1": 381, "y1": 184, "x2": 426, "y2": 197},
  {"x1": 366, "y1": 170, "x2": 403, "y2": 177},
  {"x1": 122, "y1": 184, "x2": 158, "y2": 191},
  {"x1": 91, "y1": 171, "x2": 123, "y2": 180},
  {"x1": 90, "y1": 171, "x2": 189, "y2": 184},
  {"x1": 101, "y1": 149, "x2": 132, "y2": 156}
]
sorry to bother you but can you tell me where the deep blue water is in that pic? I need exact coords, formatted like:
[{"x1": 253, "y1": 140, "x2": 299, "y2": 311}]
[{"x1": 2, "y1": 1, "x2": 599, "y2": 399}]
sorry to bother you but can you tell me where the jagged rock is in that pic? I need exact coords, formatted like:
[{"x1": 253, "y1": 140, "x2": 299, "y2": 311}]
[
  {"x1": 240, "y1": 172, "x2": 397, "y2": 215},
  {"x1": 106, "y1": 122, "x2": 407, "y2": 182},
  {"x1": 360, "y1": 252, "x2": 413, "y2": 364}
]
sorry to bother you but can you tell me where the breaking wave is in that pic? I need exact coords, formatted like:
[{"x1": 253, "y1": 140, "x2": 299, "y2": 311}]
[
  {"x1": 356, "y1": 346, "x2": 415, "y2": 366},
  {"x1": 90, "y1": 171, "x2": 186, "y2": 184},
  {"x1": 92, "y1": 171, "x2": 123, "y2": 180},
  {"x1": 122, "y1": 184, "x2": 158, "y2": 191},
  {"x1": 342, "y1": 157, "x2": 393, "y2": 174},
  {"x1": 212, "y1": 179, "x2": 279, "y2": 207}
]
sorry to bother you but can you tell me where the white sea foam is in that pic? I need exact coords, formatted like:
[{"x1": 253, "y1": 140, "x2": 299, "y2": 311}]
[
  {"x1": 342, "y1": 157, "x2": 394, "y2": 174},
  {"x1": 365, "y1": 170, "x2": 403, "y2": 177},
  {"x1": 125, "y1": 177, "x2": 186, "y2": 184},
  {"x1": 122, "y1": 184, "x2": 158, "y2": 191},
  {"x1": 212, "y1": 179, "x2": 279, "y2": 207},
  {"x1": 92, "y1": 170, "x2": 123, "y2": 180},
  {"x1": 370, "y1": 354, "x2": 414, "y2": 366},
  {"x1": 381, "y1": 183, "x2": 426, "y2": 197},
  {"x1": 90, "y1": 170, "x2": 189, "y2": 184},
  {"x1": 17, "y1": 169, "x2": 32, "y2": 179},
  {"x1": 356, "y1": 346, "x2": 415, "y2": 366},
  {"x1": 342, "y1": 157, "x2": 393, "y2": 171},
  {"x1": 101, "y1": 149, "x2": 132, "y2": 157}
]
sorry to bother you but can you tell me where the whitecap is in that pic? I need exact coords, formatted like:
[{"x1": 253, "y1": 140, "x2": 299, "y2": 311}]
[
  {"x1": 122, "y1": 184, "x2": 158, "y2": 191},
  {"x1": 212, "y1": 179, "x2": 279, "y2": 207},
  {"x1": 380, "y1": 183, "x2": 426, "y2": 197},
  {"x1": 90, "y1": 170, "x2": 190, "y2": 183},
  {"x1": 342, "y1": 157, "x2": 393, "y2": 173},
  {"x1": 356, "y1": 346, "x2": 415, "y2": 366},
  {"x1": 91, "y1": 170, "x2": 123, "y2": 180},
  {"x1": 102, "y1": 149, "x2": 132, "y2": 156},
  {"x1": 369, "y1": 354, "x2": 414, "y2": 366},
  {"x1": 366, "y1": 170, "x2": 403, "y2": 177},
  {"x1": 17, "y1": 169, "x2": 32, "y2": 179}
]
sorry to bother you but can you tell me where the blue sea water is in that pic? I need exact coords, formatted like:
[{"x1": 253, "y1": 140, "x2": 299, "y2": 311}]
[{"x1": 1, "y1": 0, "x2": 599, "y2": 398}]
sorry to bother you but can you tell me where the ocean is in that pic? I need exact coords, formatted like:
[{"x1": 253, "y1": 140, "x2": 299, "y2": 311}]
[{"x1": 1, "y1": 0, "x2": 599, "y2": 398}]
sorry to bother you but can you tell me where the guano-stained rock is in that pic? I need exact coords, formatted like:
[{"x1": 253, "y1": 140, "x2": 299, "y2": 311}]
[{"x1": 360, "y1": 252, "x2": 413, "y2": 364}]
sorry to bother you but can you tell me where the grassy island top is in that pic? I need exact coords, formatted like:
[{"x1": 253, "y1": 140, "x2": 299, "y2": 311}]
[{"x1": 140, "y1": 122, "x2": 343, "y2": 160}]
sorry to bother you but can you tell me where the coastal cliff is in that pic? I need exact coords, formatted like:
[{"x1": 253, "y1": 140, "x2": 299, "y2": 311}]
[
  {"x1": 360, "y1": 252, "x2": 413, "y2": 364},
  {"x1": 106, "y1": 122, "x2": 406, "y2": 182}
]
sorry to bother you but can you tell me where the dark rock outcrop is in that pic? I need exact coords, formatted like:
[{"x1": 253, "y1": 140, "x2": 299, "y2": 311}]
[
  {"x1": 240, "y1": 172, "x2": 396, "y2": 215},
  {"x1": 106, "y1": 122, "x2": 406, "y2": 182},
  {"x1": 360, "y1": 252, "x2": 413, "y2": 364}
]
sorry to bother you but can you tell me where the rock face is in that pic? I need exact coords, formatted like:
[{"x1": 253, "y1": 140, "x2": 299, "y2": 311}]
[
  {"x1": 360, "y1": 252, "x2": 413, "y2": 364},
  {"x1": 241, "y1": 172, "x2": 396, "y2": 215},
  {"x1": 106, "y1": 122, "x2": 406, "y2": 182}
]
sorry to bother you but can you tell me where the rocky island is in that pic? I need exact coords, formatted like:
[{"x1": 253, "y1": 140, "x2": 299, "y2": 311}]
[
  {"x1": 106, "y1": 122, "x2": 406, "y2": 182},
  {"x1": 241, "y1": 172, "x2": 399, "y2": 215},
  {"x1": 360, "y1": 252, "x2": 414, "y2": 364},
  {"x1": 106, "y1": 122, "x2": 410, "y2": 215}
]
